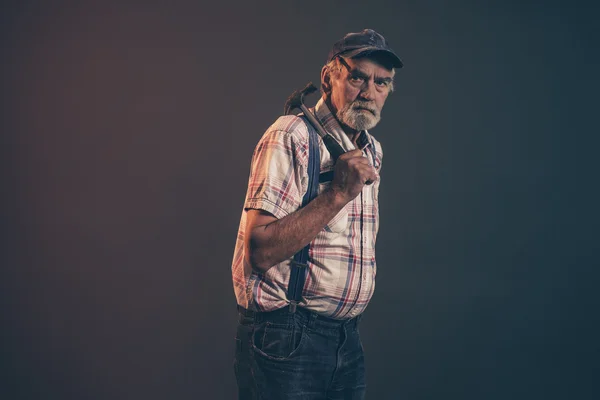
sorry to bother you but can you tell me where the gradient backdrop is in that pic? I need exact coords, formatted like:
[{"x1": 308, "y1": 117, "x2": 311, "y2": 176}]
[{"x1": 1, "y1": 0, "x2": 598, "y2": 399}]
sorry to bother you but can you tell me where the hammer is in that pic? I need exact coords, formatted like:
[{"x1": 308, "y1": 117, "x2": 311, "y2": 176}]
[{"x1": 284, "y1": 82, "x2": 346, "y2": 162}]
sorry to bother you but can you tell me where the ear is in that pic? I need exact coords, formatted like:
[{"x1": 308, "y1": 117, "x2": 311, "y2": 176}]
[{"x1": 320, "y1": 65, "x2": 331, "y2": 93}]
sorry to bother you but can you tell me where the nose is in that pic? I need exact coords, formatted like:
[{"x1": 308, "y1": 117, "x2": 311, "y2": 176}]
[{"x1": 358, "y1": 81, "x2": 376, "y2": 101}]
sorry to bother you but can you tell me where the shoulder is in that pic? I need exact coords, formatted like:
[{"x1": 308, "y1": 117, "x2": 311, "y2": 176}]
[
  {"x1": 252, "y1": 115, "x2": 313, "y2": 166},
  {"x1": 262, "y1": 115, "x2": 311, "y2": 145}
]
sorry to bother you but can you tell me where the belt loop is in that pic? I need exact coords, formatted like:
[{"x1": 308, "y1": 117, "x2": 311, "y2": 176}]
[
  {"x1": 237, "y1": 305, "x2": 256, "y2": 324},
  {"x1": 289, "y1": 301, "x2": 298, "y2": 314}
]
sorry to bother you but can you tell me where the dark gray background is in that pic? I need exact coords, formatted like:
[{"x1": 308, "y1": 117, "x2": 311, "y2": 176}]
[{"x1": 1, "y1": 0, "x2": 598, "y2": 399}]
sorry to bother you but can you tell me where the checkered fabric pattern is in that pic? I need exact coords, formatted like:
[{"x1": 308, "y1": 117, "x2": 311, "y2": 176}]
[{"x1": 231, "y1": 98, "x2": 383, "y2": 320}]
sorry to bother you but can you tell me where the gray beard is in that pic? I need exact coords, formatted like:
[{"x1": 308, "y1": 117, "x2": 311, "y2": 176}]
[{"x1": 336, "y1": 100, "x2": 381, "y2": 131}]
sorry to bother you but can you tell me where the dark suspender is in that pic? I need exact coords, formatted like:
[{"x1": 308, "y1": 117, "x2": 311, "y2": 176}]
[
  {"x1": 286, "y1": 116, "x2": 321, "y2": 313},
  {"x1": 286, "y1": 113, "x2": 362, "y2": 312}
]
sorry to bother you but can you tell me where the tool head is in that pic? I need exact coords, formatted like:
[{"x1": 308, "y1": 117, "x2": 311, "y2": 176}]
[{"x1": 284, "y1": 82, "x2": 318, "y2": 115}]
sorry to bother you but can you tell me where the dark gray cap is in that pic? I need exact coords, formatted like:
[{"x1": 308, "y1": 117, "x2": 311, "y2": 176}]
[{"x1": 328, "y1": 29, "x2": 403, "y2": 68}]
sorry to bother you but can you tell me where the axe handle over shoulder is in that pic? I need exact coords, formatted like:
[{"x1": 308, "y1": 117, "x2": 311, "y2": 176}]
[{"x1": 300, "y1": 106, "x2": 346, "y2": 163}]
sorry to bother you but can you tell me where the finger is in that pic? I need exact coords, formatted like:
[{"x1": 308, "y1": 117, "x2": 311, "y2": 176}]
[
  {"x1": 370, "y1": 169, "x2": 379, "y2": 182},
  {"x1": 354, "y1": 163, "x2": 377, "y2": 175},
  {"x1": 339, "y1": 149, "x2": 363, "y2": 160},
  {"x1": 365, "y1": 174, "x2": 378, "y2": 185},
  {"x1": 347, "y1": 149, "x2": 363, "y2": 157},
  {"x1": 364, "y1": 168, "x2": 379, "y2": 185},
  {"x1": 348, "y1": 157, "x2": 372, "y2": 168}
]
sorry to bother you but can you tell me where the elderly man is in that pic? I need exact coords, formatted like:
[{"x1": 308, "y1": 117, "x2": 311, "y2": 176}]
[{"x1": 231, "y1": 29, "x2": 402, "y2": 399}]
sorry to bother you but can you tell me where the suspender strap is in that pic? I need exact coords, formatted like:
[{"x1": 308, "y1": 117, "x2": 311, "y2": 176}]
[{"x1": 287, "y1": 116, "x2": 320, "y2": 313}]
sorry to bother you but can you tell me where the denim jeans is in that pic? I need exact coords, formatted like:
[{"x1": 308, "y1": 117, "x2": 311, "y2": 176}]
[{"x1": 234, "y1": 305, "x2": 366, "y2": 400}]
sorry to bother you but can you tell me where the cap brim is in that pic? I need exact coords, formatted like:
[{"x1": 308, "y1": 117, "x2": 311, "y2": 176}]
[{"x1": 340, "y1": 47, "x2": 403, "y2": 68}]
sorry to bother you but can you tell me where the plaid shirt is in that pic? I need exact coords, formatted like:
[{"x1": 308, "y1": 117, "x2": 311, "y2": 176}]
[{"x1": 231, "y1": 98, "x2": 383, "y2": 320}]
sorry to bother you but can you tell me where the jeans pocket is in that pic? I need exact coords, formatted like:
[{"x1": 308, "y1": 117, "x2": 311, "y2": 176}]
[{"x1": 251, "y1": 321, "x2": 305, "y2": 361}]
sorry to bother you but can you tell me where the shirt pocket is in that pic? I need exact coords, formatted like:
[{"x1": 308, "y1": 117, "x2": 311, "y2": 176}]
[{"x1": 318, "y1": 181, "x2": 349, "y2": 234}]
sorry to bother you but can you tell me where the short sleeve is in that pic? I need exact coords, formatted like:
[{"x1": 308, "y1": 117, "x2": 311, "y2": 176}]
[{"x1": 244, "y1": 116, "x2": 309, "y2": 219}]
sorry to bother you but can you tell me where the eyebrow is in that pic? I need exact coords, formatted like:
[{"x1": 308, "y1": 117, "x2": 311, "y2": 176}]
[{"x1": 376, "y1": 77, "x2": 394, "y2": 83}]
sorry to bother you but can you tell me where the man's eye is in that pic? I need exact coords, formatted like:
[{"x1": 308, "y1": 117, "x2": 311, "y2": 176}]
[
  {"x1": 350, "y1": 76, "x2": 364, "y2": 82},
  {"x1": 375, "y1": 81, "x2": 387, "y2": 87}
]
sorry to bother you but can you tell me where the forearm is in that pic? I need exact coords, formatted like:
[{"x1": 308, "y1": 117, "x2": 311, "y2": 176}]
[{"x1": 247, "y1": 188, "x2": 347, "y2": 272}]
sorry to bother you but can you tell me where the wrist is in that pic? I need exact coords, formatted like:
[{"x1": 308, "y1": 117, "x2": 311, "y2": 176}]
[{"x1": 323, "y1": 186, "x2": 349, "y2": 209}]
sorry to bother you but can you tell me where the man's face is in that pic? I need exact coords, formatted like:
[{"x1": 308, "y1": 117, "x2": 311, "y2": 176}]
[{"x1": 324, "y1": 56, "x2": 394, "y2": 132}]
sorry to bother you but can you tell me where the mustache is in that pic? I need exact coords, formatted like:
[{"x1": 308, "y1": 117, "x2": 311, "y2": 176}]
[{"x1": 351, "y1": 101, "x2": 377, "y2": 115}]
